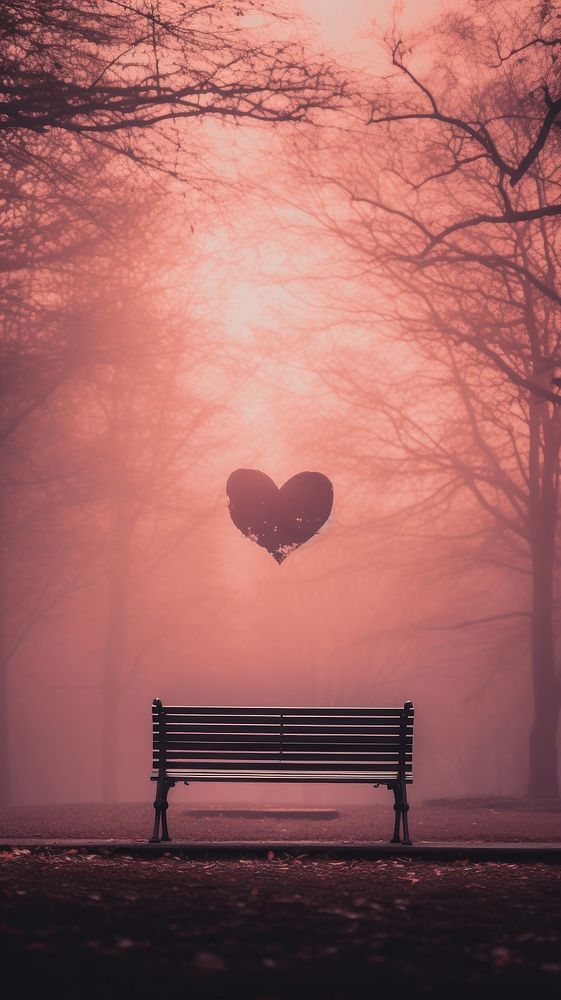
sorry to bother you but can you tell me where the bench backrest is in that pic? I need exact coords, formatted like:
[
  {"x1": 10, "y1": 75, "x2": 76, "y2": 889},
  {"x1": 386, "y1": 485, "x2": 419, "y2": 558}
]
[{"x1": 152, "y1": 701, "x2": 414, "y2": 782}]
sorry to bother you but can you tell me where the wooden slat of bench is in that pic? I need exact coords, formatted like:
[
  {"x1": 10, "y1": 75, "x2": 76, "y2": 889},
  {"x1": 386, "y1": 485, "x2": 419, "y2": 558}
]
[
  {"x1": 151, "y1": 770, "x2": 412, "y2": 782},
  {"x1": 155, "y1": 723, "x2": 411, "y2": 735},
  {"x1": 282, "y1": 736, "x2": 412, "y2": 746},
  {"x1": 158, "y1": 724, "x2": 283, "y2": 735},
  {"x1": 155, "y1": 768, "x2": 411, "y2": 777},
  {"x1": 159, "y1": 724, "x2": 413, "y2": 732},
  {"x1": 156, "y1": 731, "x2": 412, "y2": 741},
  {"x1": 154, "y1": 709, "x2": 413, "y2": 718},
  {"x1": 153, "y1": 731, "x2": 412, "y2": 742},
  {"x1": 283, "y1": 712, "x2": 410, "y2": 720},
  {"x1": 158, "y1": 706, "x2": 409, "y2": 715},
  {"x1": 156, "y1": 713, "x2": 413, "y2": 725},
  {"x1": 160, "y1": 708, "x2": 282, "y2": 722},
  {"x1": 159, "y1": 721, "x2": 408, "y2": 733},
  {"x1": 283, "y1": 717, "x2": 413, "y2": 724},
  {"x1": 154, "y1": 733, "x2": 413, "y2": 752},
  {"x1": 157, "y1": 739, "x2": 281, "y2": 749},
  {"x1": 154, "y1": 729, "x2": 282, "y2": 738},
  {"x1": 154, "y1": 746, "x2": 411, "y2": 757},
  {"x1": 159, "y1": 717, "x2": 413, "y2": 733},
  {"x1": 284, "y1": 731, "x2": 413, "y2": 739},
  {"x1": 282, "y1": 727, "x2": 409, "y2": 737},
  {"x1": 155, "y1": 760, "x2": 412, "y2": 770},
  {"x1": 154, "y1": 755, "x2": 409, "y2": 766},
  {"x1": 154, "y1": 750, "x2": 412, "y2": 765},
  {"x1": 158, "y1": 749, "x2": 412, "y2": 758}
]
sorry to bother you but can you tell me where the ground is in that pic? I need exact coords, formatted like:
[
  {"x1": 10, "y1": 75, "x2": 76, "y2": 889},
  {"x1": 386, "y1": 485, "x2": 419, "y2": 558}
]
[
  {"x1": 1, "y1": 798, "x2": 560, "y2": 842},
  {"x1": 1, "y1": 801, "x2": 561, "y2": 998}
]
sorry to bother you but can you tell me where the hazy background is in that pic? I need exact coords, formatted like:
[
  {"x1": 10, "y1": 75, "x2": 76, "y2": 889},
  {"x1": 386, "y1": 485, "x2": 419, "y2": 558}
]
[{"x1": 2, "y1": 0, "x2": 557, "y2": 807}]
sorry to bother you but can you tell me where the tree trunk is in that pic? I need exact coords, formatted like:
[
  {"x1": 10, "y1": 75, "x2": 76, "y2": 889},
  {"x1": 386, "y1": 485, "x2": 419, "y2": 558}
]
[
  {"x1": 100, "y1": 510, "x2": 130, "y2": 802},
  {"x1": 0, "y1": 484, "x2": 10, "y2": 805},
  {"x1": 528, "y1": 540, "x2": 560, "y2": 797},
  {"x1": 0, "y1": 621, "x2": 10, "y2": 806},
  {"x1": 527, "y1": 405, "x2": 560, "y2": 798}
]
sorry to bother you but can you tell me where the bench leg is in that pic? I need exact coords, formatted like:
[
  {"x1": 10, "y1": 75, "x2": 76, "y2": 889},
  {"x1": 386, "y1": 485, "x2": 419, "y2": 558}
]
[
  {"x1": 400, "y1": 782, "x2": 412, "y2": 846},
  {"x1": 150, "y1": 779, "x2": 173, "y2": 843},
  {"x1": 389, "y1": 782, "x2": 413, "y2": 845},
  {"x1": 390, "y1": 784, "x2": 402, "y2": 843},
  {"x1": 160, "y1": 786, "x2": 171, "y2": 842}
]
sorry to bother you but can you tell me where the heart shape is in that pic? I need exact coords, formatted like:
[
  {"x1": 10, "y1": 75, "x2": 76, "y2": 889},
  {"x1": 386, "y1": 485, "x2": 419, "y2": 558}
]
[{"x1": 226, "y1": 469, "x2": 334, "y2": 564}]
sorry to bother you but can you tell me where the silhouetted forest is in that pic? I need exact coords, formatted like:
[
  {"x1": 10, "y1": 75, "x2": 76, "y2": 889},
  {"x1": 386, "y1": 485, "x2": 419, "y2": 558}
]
[{"x1": 1, "y1": 1, "x2": 559, "y2": 805}]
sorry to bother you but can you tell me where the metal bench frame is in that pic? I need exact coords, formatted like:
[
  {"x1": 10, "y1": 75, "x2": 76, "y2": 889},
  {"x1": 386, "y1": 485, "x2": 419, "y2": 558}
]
[{"x1": 150, "y1": 698, "x2": 414, "y2": 844}]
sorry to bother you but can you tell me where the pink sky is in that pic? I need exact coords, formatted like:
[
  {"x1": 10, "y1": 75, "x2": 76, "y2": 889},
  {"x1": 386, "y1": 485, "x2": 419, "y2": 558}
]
[{"x1": 302, "y1": 0, "x2": 446, "y2": 52}]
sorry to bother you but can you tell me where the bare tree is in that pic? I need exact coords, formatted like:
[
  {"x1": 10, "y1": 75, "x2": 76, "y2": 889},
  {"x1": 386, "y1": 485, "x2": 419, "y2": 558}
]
[
  {"x1": 368, "y1": 3, "x2": 561, "y2": 216},
  {"x1": 81, "y1": 283, "x2": 223, "y2": 800},
  {"x1": 0, "y1": 408, "x2": 89, "y2": 802},
  {"x1": 0, "y1": 0, "x2": 347, "y2": 442},
  {"x1": 0, "y1": 1, "x2": 349, "y2": 803},
  {"x1": 0, "y1": 170, "x2": 222, "y2": 802},
  {"x1": 302, "y1": 0, "x2": 561, "y2": 404},
  {"x1": 275, "y1": 3, "x2": 561, "y2": 797},
  {"x1": 296, "y1": 185, "x2": 561, "y2": 796},
  {"x1": 0, "y1": 2, "x2": 345, "y2": 137}
]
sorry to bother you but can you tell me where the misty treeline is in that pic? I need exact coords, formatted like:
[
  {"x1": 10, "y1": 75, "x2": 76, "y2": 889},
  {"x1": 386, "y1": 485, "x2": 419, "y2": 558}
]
[
  {"x1": 1, "y1": 0, "x2": 561, "y2": 804},
  {"x1": 274, "y1": 0, "x2": 561, "y2": 798},
  {"x1": 0, "y1": 0, "x2": 347, "y2": 804}
]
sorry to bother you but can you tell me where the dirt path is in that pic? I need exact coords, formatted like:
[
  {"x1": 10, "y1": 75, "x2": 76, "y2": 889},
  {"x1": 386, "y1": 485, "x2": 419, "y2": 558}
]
[
  {"x1": 2, "y1": 800, "x2": 561, "y2": 842},
  {"x1": 2, "y1": 803, "x2": 560, "y2": 998},
  {"x1": 2, "y1": 851, "x2": 561, "y2": 999}
]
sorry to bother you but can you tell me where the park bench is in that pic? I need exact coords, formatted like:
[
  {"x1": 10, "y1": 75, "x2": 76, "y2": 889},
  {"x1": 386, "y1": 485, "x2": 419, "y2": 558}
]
[{"x1": 150, "y1": 699, "x2": 414, "y2": 844}]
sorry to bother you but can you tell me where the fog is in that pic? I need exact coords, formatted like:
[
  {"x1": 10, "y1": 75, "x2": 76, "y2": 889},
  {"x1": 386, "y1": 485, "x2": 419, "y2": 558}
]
[{"x1": 1, "y1": 0, "x2": 559, "y2": 807}]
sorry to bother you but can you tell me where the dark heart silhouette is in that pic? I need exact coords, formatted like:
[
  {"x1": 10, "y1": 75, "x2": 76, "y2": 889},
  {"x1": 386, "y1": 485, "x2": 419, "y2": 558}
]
[{"x1": 226, "y1": 469, "x2": 334, "y2": 564}]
